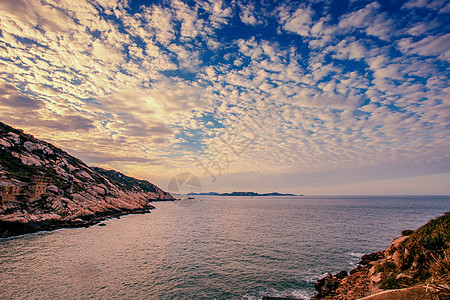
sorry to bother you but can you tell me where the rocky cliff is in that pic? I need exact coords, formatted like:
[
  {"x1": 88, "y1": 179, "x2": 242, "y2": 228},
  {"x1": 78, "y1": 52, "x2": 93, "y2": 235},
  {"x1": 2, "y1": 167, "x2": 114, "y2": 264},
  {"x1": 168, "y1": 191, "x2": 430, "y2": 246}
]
[
  {"x1": 0, "y1": 121, "x2": 174, "y2": 238},
  {"x1": 315, "y1": 212, "x2": 450, "y2": 300}
]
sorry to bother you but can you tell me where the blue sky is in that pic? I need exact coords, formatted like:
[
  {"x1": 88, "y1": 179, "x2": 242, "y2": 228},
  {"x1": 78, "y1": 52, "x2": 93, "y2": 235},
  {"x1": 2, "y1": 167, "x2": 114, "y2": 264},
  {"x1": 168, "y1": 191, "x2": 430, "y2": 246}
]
[{"x1": 0, "y1": 0, "x2": 449, "y2": 194}]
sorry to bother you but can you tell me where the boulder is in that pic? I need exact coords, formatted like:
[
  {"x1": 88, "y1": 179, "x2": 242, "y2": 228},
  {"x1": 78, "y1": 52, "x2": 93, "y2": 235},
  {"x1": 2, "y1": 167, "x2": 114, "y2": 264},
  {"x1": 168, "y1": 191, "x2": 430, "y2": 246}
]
[
  {"x1": 359, "y1": 251, "x2": 384, "y2": 265},
  {"x1": 371, "y1": 272, "x2": 382, "y2": 283},
  {"x1": 92, "y1": 185, "x2": 106, "y2": 196},
  {"x1": 46, "y1": 185, "x2": 59, "y2": 193},
  {"x1": 315, "y1": 273, "x2": 339, "y2": 297},
  {"x1": 335, "y1": 270, "x2": 348, "y2": 279}
]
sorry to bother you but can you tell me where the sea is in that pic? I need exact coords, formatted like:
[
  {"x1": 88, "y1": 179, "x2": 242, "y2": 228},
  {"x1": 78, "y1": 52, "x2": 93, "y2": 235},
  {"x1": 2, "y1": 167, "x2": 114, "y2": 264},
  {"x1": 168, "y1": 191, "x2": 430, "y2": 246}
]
[{"x1": 1, "y1": 195, "x2": 449, "y2": 300}]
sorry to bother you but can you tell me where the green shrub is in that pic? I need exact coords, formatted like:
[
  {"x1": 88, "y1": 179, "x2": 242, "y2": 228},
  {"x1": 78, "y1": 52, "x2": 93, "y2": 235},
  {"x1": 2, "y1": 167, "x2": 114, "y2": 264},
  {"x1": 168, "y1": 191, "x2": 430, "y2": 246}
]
[
  {"x1": 421, "y1": 234, "x2": 445, "y2": 251},
  {"x1": 402, "y1": 229, "x2": 414, "y2": 236}
]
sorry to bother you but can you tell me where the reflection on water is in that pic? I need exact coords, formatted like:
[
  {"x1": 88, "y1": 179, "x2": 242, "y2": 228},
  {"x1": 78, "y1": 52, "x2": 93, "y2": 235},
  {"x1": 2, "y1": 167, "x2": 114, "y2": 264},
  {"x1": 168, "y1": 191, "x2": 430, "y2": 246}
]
[{"x1": 1, "y1": 196, "x2": 449, "y2": 299}]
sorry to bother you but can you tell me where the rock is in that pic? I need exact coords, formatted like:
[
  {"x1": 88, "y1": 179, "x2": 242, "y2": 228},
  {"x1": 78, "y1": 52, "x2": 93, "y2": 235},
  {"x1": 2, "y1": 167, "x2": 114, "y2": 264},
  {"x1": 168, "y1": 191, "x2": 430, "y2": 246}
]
[
  {"x1": 385, "y1": 236, "x2": 410, "y2": 257},
  {"x1": 315, "y1": 273, "x2": 339, "y2": 297},
  {"x1": 392, "y1": 250, "x2": 402, "y2": 267},
  {"x1": 92, "y1": 186, "x2": 106, "y2": 196},
  {"x1": 350, "y1": 266, "x2": 363, "y2": 275},
  {"x1": 0, "y1": 138, "x2": 12, "y2": 148},
  {"x1": 359, "y1": 251, "x2": 384, "y2": 265},
  {"x1": 0, "y1": 122, "x2": 174, "y2": 238},
  {"x1": 46, "y1": 185, "x2": 59, "y2": 193},
  {"x1": 335, "y1": 270, "x2": 348, "y2": 279},
  {"x1": 371, "y1": 272, "x2": 382, "y2": 283}
]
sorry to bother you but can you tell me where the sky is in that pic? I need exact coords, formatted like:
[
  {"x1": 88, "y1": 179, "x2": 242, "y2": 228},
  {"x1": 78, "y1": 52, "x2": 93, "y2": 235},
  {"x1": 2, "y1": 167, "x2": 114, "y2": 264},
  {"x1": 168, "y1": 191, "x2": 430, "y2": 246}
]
[{"x1": 0, "y1": 0, "x2": 449, "y2": 195}]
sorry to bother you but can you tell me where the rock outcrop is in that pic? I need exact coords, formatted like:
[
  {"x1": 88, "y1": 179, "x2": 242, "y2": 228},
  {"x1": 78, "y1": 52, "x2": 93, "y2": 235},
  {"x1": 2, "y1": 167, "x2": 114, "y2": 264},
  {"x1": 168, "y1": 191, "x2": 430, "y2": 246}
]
[
  {"x1": 314, "y1": 212, "x2": 450, "y2": 300},
  {"x1": 0, "y1": 121, "x2": 174, "y2": 238}
]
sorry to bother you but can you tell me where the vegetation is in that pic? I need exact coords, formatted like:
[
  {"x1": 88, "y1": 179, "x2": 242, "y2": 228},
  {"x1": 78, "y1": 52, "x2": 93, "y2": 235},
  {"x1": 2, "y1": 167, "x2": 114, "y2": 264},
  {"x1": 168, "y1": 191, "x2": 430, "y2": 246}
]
[
  {"x1": 402, "y1": 229, "x2": 415, "y2": 236},
  {"x1": 92, "y1": 167, "x2": 160, "y2": 194},
  {"x1": 377, "y1": 212, "x2": 450, "y2": 292}
]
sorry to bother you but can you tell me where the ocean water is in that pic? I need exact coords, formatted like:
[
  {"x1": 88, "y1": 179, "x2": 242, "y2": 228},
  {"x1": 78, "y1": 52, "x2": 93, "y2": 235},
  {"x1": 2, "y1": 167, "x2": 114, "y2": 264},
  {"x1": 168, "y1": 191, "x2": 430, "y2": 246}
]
[{"x1": 1, "y1": 195, "x2": 449, "y2": 299}]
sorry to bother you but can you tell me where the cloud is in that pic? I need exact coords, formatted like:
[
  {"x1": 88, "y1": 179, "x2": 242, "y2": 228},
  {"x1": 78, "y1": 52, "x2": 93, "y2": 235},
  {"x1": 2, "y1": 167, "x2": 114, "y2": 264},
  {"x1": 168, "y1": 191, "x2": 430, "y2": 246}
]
[
  {"x1": 202, "y1": 0, "x2": 233, "y2": 28},
  {"x1": 0, "y1": 82, "x2": 43, "y2": 109},
  {"x1": 290, "y1": 93, "x2": 363, "y2": 109},
  {"x1": 0, "y1": 0, "x2": 449, "y2": 194},
  {"x1": 239, "y1": 2, "x2": 262, "y2": 26},
  {"x1": 397, "y1": 34, "x2": 450, "y2": 62},
  {"x1": 39, "y1": 115, "x2": 96, "y2": 131},
  {"x1": 279, "y1": 6, "x2": 313, "y2": 37},
  {"x1": 332, "y1": 39, "x2": 367, "y2": 60},
  {"x1": 338, "y1": 2, "x2": 393, "y2": 41},
  {"x1": 401, "y1": 0, "x2": 447, "y2": 10}
]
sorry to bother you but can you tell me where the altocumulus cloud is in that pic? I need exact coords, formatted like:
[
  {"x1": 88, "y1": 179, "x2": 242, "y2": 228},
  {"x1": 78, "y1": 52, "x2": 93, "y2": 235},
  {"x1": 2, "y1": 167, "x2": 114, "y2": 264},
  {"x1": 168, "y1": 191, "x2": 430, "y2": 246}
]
[{"x1": 0, "y1": 0, "x2": 449, "y2": 193}]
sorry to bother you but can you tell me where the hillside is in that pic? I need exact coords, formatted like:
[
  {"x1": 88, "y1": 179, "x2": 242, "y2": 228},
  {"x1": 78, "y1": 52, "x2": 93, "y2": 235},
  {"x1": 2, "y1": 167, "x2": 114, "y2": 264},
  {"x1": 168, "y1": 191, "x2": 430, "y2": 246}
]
[
  {"x1": 0, "y1": 121, "x2": 174, "y2": 238},
  {"x1": 315, "y1": 212, "x2": 450, "y2": 299},
  {"x1": 91, "y1": 167, "x2": 163, "y2": 194}
]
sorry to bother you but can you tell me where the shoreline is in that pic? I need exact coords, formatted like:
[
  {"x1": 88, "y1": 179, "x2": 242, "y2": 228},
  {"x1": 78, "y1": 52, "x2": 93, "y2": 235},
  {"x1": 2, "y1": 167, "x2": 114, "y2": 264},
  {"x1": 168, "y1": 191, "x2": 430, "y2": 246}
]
[
  {"x1": 0, "y1": 205, "x2": 155, "y2": 239},
  {"x1": 313, "y1": 212, "x2": 450, "y2": 300}
]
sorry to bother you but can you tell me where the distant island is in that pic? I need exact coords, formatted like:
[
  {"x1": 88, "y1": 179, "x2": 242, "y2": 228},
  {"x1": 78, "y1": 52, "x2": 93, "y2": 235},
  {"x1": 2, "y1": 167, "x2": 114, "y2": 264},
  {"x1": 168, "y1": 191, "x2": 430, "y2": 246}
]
[{"x1": 188, "y1": 191, "x2": 302, "y2": 196}]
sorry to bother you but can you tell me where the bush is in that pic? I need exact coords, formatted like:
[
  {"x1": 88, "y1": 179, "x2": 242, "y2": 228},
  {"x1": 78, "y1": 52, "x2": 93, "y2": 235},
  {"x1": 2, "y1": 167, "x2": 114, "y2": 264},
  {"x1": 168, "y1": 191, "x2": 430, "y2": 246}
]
[
  {"x1": 402, "y1": 229, "x2": 414, "y2": 236},
  {"x1": 421, "y1": 234, "x2": 446, "y2": 251}
]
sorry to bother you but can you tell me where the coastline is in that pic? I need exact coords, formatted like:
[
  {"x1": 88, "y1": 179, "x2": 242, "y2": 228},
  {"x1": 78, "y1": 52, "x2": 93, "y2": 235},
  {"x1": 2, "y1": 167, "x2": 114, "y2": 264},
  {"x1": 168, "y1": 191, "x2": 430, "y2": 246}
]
[
  {"x1": 0, "y1": 122, "x2": 176, "y2": 239},
  {"x1": 0, "y1": 204, "x2": 156, "y2": 239},
  {"x1": 314, "y1": 212, "x2": 450, "y2": 300}
]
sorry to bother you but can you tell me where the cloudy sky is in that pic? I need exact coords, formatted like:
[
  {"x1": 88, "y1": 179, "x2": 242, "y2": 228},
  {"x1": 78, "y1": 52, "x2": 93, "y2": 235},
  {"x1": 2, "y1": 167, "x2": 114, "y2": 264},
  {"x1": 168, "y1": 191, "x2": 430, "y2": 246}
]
[{"x1": 1, "y1": 0, "x2": 449, "y2": 195}]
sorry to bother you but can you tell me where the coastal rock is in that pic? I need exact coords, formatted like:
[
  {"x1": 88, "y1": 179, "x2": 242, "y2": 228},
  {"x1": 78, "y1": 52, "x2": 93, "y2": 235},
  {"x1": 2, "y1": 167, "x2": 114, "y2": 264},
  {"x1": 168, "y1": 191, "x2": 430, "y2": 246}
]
[
  {"x1": 315, "y1": 272, "x2": 341, "y2": 298},
  {"x1": 335, "y1": 271, "x2": 347, "y2": 279},
  {"x1": 314, "y1": 212, "x2": 450, "y2": 300},
  {"x1": 0, "y1": 121, "x2": 174, "y2": 238},
  {"x1": 314, "y1": 267, "x2": 371, "y2": 299},
  {"x1": 359, "y1": 251, "x2": 384, "y2": 266}
]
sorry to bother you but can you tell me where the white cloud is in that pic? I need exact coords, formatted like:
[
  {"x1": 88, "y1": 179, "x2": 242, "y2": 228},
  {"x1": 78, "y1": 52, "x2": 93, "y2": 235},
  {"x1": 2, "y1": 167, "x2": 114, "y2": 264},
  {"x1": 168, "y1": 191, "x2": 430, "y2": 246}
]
[
  {"x1": 1, "y1": 0, "x2": 449, "y2": 193},
  {"x1": 397, "y1": 34, "x2": 450, "y2": 62},
  {"x1": 333, "y1": 39, "x2": 367, "y2": 60},
  {"x1": 279, "y1": 6, "x2": 313, "y2": 37},
  {"x1": 239, "y1": 2, "x2": 262, "y2": 26},
  {"x1": 338, "y1": 2, "x2": 393, "y2": 41},
  {"x1": 401, "y1": 0, "x2": 447, "y2": 10},
  {"x1": 290, "y1": 93, "x2": 363, "y2": 109}
]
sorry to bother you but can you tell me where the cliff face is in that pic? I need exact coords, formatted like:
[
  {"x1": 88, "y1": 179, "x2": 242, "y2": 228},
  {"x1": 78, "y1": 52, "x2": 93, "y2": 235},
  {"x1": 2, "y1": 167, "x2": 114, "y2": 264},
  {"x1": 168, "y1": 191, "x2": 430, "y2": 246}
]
[
  {"x1": 315, "y1": 212, "x2": 450, "y2": 300},
  {"x1": 0, "y1": 122, "x2": 174, "y2": 238}
]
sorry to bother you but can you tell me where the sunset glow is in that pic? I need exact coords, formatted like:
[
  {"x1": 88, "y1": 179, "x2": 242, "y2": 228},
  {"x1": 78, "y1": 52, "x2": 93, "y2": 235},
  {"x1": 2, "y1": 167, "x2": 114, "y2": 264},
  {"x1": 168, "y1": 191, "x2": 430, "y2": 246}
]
[{"x1": 1, "y1": 0, "x2": 449, "y2": 194}]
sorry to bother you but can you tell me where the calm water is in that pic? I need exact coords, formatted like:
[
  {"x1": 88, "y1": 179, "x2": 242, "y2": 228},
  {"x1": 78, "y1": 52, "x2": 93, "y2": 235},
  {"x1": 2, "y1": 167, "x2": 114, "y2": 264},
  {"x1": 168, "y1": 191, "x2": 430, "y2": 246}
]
[{"x1": 1, "y1": 196, "x2": 449, "y2": 299}]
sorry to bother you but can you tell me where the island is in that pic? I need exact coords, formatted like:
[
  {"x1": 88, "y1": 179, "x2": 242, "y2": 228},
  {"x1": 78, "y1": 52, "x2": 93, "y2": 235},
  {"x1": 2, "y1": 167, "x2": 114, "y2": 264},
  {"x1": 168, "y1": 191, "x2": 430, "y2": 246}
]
[{"x1": 188, "y1": 191, "x2": 302, "y2": 196}]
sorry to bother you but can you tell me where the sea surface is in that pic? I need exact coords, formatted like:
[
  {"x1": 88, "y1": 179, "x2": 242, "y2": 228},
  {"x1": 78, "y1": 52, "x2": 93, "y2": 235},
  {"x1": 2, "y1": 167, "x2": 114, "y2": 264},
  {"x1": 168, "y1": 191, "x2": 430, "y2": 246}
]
[{"x1": 1, "y1": 195, "x2": 449, "y2": 299}]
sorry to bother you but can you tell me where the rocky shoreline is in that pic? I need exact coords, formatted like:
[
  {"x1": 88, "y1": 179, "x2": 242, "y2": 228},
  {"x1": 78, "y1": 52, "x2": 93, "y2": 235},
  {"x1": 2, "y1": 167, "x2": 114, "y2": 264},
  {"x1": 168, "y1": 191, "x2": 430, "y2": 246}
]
[
  {"x1": 314, "y1": 212, "x2": 450, "y2": 300},
  {"x1": 0, "y1": 121, "x2": 175, "y2": 239},
  {"x1": 0, "y1": 204, "x2": 156, "y2": 238},
  {"x1": 314, "y1": 254, "x2": 379, "y2": 299}
]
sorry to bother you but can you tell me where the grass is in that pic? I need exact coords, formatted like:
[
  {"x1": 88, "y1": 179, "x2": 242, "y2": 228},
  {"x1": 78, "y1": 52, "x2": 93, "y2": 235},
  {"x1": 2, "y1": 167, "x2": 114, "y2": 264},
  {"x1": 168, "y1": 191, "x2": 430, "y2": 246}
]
[{"x1": 375, "y1": 212, "x2": 450, "y2": 291}]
